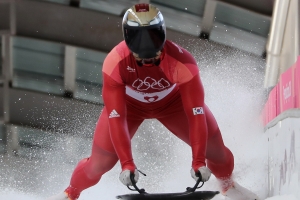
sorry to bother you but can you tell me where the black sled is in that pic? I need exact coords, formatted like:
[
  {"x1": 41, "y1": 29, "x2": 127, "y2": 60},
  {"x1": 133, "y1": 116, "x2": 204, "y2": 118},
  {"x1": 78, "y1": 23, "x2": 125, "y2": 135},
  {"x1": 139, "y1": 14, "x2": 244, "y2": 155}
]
[{"x1": 116, "y1": 173, "x2": 219, "y2": 200}]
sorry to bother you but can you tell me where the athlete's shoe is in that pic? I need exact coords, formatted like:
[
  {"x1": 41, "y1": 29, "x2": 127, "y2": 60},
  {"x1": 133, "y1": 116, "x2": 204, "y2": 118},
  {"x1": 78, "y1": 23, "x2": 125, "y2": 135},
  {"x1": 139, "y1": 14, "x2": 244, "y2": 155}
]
[
  {"x1": 222, "y1": 181, "x2": 260, "y2": 200},
  {"x1": 46, "y1": 191, "x2": 75, "y2": 200}
]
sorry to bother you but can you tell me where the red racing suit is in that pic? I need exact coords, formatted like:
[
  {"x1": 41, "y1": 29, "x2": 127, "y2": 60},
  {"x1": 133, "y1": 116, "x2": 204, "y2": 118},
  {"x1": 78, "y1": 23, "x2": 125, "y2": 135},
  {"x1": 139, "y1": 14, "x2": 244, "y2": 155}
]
[
  {"x1": 65, "y1": 40, "x2": 234, "y2": 200},
  {"x1": 102, "y1": 40, "x2": 209, "y2": 172}
]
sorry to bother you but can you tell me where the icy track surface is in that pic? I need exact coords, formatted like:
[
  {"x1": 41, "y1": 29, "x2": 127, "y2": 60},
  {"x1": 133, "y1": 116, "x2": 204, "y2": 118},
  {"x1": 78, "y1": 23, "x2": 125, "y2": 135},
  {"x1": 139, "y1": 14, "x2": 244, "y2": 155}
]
[{"x1": 0, "y1": 40, "x2": 296, "y2": 200}]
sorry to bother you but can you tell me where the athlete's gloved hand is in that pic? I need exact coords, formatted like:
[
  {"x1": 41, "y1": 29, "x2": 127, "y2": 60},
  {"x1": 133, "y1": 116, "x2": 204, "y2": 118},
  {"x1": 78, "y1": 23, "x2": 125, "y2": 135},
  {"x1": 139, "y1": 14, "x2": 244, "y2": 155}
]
[
  {"x1": 119, "y1": 169, "x2": 139, "y2": 186},
  {"x1": 190, "y1": 166, "x2": 211, "y2": 182}
]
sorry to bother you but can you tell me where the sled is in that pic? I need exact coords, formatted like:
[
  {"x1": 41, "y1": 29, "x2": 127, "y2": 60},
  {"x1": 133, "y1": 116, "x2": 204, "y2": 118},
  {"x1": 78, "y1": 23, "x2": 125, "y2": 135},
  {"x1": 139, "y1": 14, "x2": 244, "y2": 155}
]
[{"x1": 116, "y1": 173, "x2": 219, "y2": 200}]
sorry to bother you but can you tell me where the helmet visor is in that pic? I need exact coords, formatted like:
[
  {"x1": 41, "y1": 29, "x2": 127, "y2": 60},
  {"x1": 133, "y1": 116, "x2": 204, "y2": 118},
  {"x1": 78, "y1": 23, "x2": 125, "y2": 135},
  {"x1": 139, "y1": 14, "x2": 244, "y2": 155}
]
[{"x1": 123, "y1": 24, "x2": 166, "y2": 59}]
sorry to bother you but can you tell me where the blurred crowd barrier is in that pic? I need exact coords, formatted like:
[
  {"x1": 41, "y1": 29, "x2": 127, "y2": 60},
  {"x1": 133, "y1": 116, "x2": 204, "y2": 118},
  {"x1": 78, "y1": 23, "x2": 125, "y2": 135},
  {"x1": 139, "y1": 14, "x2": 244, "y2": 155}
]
[{"x1": 263, "y1": 55, "x2": 300, "y2": 126}]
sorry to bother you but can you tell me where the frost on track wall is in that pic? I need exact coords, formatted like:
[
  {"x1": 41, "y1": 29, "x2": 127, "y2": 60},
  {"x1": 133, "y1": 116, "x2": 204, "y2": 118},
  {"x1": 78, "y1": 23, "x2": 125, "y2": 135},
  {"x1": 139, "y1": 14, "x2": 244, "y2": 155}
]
[{"x1": 266, "y1": 117, "x2": 300, "y2": 198}]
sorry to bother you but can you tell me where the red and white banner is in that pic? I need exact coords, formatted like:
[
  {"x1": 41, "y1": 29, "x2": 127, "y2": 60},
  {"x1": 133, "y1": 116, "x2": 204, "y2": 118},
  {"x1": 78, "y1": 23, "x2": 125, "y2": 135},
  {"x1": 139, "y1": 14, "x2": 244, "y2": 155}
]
[
  {"x1": 279, "y1": 64, "x2": 295, "y2": 113},
  {"x1": 269, "y1": 85, "x2": 278, "y2": 122},
  {"x1": 263, "y1": 56, "x2": 300, "y2": 125},
  {"x1": 295, "y1": 56, "x2": 300, "y2": 108}
]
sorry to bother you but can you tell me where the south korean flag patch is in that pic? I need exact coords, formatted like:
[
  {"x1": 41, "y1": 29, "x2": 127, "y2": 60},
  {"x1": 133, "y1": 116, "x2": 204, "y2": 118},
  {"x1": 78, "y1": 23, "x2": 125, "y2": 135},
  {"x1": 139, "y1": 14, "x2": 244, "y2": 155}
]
[{"x1": 192, "y1": 107, "x2": 204, "y2": 115}]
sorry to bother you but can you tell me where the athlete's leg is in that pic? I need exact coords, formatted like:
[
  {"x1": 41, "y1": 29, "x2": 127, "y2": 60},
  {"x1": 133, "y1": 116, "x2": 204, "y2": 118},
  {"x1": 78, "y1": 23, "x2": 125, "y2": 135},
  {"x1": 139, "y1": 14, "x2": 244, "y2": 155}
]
[
  {"x1": 157, "y1": 103, "x2": 234, "y2": 185},
  {"x1": 159, "y1": 103, "x2": 258, "y2": 198},
  {"x1": 203, "y1": 105, "x2": 234, "y2": 180},
  {"x1": 65, "y1": 107, "x2": 144, "y2": 199}
]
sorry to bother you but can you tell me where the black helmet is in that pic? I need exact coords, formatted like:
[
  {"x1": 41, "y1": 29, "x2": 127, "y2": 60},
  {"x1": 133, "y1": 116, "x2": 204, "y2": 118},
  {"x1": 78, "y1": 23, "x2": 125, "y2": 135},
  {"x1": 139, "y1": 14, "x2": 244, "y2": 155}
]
[{"x1": 122, "y1": 4, "x2": 166, "y2": 59}]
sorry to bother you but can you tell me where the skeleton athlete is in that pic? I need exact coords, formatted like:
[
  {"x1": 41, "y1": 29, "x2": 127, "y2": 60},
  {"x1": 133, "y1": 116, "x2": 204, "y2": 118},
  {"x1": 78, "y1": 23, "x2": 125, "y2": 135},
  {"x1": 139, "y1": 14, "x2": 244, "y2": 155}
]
[{"x1": 47, "y1": 3, "x2": 259, "y2": 200}]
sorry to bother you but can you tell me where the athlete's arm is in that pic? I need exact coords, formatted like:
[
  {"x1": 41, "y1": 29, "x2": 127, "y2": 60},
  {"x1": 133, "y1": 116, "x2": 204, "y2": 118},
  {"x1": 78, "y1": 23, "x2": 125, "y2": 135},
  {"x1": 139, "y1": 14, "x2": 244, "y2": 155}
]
[
  {"x1": 102, "y1": 72, "x2": 136, "y2": 172},
  {"x1": 178, "y1": 74, "x2": 208, "y2": 171}
]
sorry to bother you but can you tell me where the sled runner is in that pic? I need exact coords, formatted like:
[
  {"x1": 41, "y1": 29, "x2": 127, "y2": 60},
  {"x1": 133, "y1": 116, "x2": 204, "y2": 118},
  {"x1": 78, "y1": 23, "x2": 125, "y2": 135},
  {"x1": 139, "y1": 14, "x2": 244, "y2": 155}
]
[{"x1": 116, "y1": 173, "x2": 219, "y2": 200}]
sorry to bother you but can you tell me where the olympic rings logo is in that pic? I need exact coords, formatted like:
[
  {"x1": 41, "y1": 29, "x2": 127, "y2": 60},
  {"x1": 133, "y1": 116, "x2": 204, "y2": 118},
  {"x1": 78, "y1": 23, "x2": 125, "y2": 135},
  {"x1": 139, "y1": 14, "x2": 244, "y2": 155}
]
[{"x1": 132, "y1": 77, "x2": 171, "y2": 91}]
